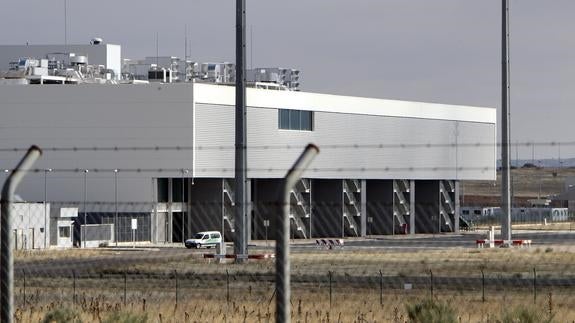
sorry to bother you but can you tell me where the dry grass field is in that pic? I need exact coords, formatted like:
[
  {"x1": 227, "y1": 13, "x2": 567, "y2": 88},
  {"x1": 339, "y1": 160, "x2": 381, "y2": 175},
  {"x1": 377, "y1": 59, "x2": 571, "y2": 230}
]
[
  {"x1": 12, "y1": 286, "x2": 575, "y2": 322},
  {"x1": 463, "y1": 167, "x2": 575, "y2": 206},
  {"x1": 12, "y1": 167, "x2": 575, "y2": 321},
  {"x1": 14, "y1": 247, "x2": 575, "y2": 322}
]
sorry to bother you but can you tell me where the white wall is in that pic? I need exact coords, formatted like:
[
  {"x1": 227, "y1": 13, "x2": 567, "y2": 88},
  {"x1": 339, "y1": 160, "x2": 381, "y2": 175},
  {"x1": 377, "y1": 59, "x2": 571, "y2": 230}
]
[
  {"x1": 11, "y1": 203, "x2": 50, "y2": 249},
  {"x1": 194, "y1": 103, "x2": 495, "y2": 180},
  {"x1": 0, "y1": 83, "x2": 194, "y2": 206},
  {"x1": 0, "y1": 82, "x2": 495, "y2": 208}
]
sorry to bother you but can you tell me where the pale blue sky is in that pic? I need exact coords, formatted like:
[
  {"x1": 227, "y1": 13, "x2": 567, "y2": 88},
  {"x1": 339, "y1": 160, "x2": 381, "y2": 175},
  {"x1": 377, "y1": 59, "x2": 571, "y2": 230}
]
[{"x1": 1, "y1": 1, "x2": 573, "y2": 158}]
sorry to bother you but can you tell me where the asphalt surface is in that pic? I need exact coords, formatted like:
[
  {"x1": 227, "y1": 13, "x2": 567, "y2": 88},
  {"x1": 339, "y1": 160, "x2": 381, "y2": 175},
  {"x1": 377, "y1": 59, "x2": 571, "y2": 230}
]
[
  {"x1": 14, "y1": 230, "x2": 575, "y2": 277},
  {"x1": 292, "y1": 231, "x2": 575, "y2": 250}
]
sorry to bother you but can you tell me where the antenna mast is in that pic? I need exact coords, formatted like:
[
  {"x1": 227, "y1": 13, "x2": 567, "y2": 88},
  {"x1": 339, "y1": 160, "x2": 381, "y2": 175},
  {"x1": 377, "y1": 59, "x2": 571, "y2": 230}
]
[
  {"x1": 64, "y1": 0, "x2": 68, "y2": 46},
  {"x1": 501, "y1": 0, "x2": 512, "y2": 241}
]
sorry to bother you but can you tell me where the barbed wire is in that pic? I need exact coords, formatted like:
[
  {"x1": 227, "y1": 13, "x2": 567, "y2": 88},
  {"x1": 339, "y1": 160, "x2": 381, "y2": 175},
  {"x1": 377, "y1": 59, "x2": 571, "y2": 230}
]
[
  {"x1": 2, "y1": 161, "x2": 573, "y2": 174},
  {"x1": 0, "y1": 166, "x2": 504, "y2": 174},
  {"x1": 0, "y1": 140, "x2": 573, "y2": 153}
]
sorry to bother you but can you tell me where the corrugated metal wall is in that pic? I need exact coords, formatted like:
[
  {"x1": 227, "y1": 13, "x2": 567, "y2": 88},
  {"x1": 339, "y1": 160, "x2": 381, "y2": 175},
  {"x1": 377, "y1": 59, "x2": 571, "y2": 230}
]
[{"x1": 195, "y1": 103, "x2": 495, "y2": 180}]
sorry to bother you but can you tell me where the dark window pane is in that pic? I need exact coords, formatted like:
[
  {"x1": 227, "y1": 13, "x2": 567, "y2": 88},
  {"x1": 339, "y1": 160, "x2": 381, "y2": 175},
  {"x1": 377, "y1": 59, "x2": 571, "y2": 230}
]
[
  {"x1": 278, "y1": 110, "x2": 281, "y2": 128},
  {"x1": 279, "y1": 109, "x2": 290, "y2": 129},
  {"x1": 289, "y1": 110, "x2": 300, "y2": 129},
  {"x1": 157, "y1": 178, "x2": 169, "y2": 202},
  {"x1": 301, "y1": 111, "x2": 312, "y2": 130},
  {"x1": 172, "y1": 178, "x2": 183, "y2": 202},
  {"x1": 279, "y1": 109, "x2": 313, "y2": 131}
]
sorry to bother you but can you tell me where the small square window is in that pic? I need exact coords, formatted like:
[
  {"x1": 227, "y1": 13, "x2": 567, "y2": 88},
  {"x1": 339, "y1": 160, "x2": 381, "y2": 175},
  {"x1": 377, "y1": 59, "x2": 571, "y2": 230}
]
[
  {"x1": 59, "y1": 226, "x2": 71, "y2": 238},
  {"x1": 278, "y1": 109, "x2": 313, "y2": 131}
]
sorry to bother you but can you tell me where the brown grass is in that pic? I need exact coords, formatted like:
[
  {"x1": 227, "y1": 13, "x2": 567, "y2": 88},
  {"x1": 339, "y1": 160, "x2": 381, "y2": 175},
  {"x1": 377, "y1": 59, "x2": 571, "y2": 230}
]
[
  {"x1": 13, "y1": 284, "x2": 575, "y2": 322},
  {"x1": 463, "y1": 167, "x2": 575, "y2": 198},
  {"x1": 112, "y1": 247, "x2": 575, "y2": 278},
  {"x1": 14, "y1": 245, "x2": 575, "y2": 321},
  {"x1": 14, "y1": 248, "x2": 118, "y2": 263}
]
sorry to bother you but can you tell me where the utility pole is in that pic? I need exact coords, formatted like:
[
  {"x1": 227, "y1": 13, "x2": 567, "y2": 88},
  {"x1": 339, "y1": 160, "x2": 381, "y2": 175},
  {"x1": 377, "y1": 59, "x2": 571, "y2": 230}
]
[
  {"x1": 501, "y1": 0, "x2": 512, "y2": 241},
  {"x1": 234, "y1": 0, "x2": 248, "y2": 262}
]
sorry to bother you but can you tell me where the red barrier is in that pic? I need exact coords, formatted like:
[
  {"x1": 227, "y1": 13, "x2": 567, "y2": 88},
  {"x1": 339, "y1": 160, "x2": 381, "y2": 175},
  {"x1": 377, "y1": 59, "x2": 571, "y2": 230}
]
[
  {"x1": 476, "y1": 239, "x2": 532, "y2": 248},
  {"x1": 203, "y1": 253, "x2": 275, "y2": 259}
]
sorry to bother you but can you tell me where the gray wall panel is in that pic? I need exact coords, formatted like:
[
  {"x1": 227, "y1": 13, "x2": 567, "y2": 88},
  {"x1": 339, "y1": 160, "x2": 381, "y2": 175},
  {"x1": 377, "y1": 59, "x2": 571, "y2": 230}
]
[
  {"x1": 0, "y1": 84, "x2": 194, "y2": 204},
  {"x1": 0, "y1": 84, "x2": 494, "y2": 208},
  {"x1": 195, "y1": 103, "x2": 495, "y2": 180}
]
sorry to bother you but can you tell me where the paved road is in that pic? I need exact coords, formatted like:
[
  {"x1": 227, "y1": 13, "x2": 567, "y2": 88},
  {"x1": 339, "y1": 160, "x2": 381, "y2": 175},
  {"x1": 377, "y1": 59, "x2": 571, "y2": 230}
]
[
  {"x1": 14, "y1": 230, "x2": 575, "y2": 277},
  {"x1": 293, "y1": 231, "x2": 575, "y2": 250}
]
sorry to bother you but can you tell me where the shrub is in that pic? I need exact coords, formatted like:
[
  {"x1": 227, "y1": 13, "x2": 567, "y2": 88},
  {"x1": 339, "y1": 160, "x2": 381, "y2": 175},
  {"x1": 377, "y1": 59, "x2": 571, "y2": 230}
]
[
  {"x1": 406, "y1": 299, "x2": 457, "y2": 323},
  {"x1": 499, "y1": 306, "x2": 554, "y2": 323},
  {"x1": 42, "y1": 308, "x2": 81, "y2": 323},
  {"x1": 102, "y1": 311, "x2": 148, "y2": 323}
]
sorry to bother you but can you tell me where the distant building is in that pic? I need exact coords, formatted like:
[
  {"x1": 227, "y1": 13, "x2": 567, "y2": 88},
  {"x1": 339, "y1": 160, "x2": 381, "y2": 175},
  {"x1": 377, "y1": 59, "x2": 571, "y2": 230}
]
[
  {"x1": 0, "y1": 41, "x2": 497, "y2": 245},
  {"x1": 11, "y1": 203, "x2": 49, "y2": 250}
]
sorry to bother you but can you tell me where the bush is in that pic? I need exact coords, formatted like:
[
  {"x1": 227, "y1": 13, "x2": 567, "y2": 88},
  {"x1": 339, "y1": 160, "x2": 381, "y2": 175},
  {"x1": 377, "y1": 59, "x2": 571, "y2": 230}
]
[
  {"x1": 499, "y1": 306, "x2": 554, "y2": 323},
  {"x1": 42, "y1": 308, "x2": 81, "y2": 323},
  {"x1": 102, "y1": 311, "x2": 148, "y2": 323},
  {"x1": 406, "y1": 299, "x2": 457, "y2": 323},
  {"x1": 521, "y1": 163, "x2": 538, "y2": 169}
]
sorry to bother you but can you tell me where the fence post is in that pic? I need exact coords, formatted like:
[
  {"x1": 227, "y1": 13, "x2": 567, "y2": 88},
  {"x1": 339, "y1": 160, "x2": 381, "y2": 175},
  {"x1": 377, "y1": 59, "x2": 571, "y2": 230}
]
[
  {"x1": 481, "y1": 269, "x2": 485, "y2": 303},
  {"x1": 1, "y1": 146, "x2": 42, "y2": 323},
  {"x1": 124, "y1": 271, "x2": 127, "y2": 306},
  {"x1": 226, "y1": 269, "x2": 230, "y2": 305},
  {"x1": 276, "y1": 144, "x2": 319, "y2": 323},
  {"x1": 22, "y1": 270, "x2": 26, "y2": 306},
  {"x1": 73, "y1": 270, "x2": 76, "y2": 307},
  {"x1": 174, "y1": 270, "x2": 178, "y2": 309},
  {"x1": 429, "y1": 270, "x2": 434, "y2": 300},
  {"x1": 533, "y1": 267, "x2": 537, "y2": 304},
  {"x1": 329, "y1": 271, "x2": 333, "y2": 308},
  {"x1": 379, "y1": 269, "x2": 383, "y2": 306}
]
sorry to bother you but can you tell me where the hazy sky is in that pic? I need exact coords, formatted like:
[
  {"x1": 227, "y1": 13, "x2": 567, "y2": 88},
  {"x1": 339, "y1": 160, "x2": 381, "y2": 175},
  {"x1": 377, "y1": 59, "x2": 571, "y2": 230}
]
[{"x1": 1, "y1": 1, "x2": 574, "y2": 159}]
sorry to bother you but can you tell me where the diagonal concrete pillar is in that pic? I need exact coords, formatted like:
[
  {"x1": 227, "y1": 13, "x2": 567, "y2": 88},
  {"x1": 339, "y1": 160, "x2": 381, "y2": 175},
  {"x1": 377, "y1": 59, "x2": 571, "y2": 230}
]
[
  {"x1": 360, "y1": 179, "x2": 367, "y2": 237},
  {"x1": 409, "y1": 180, "x2": 415, "y2": 235},
  {"x1": 455, "y1": 181, "x2": 460, "y2": 233}
]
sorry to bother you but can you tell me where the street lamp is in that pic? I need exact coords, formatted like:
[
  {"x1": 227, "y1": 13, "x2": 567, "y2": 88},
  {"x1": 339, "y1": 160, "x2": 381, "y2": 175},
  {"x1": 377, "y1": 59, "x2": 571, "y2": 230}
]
[
  {"x1": 44, "y1": 168, "x2": 52, "y2": 249},
  {"x1": 114, "y1": 169, "x2": 118, "y2": 247},
  {"x1": 83, "y1": 169, "x2": 88, "y2": 248},
  {"x1": 181, "y1": 169, "x2": 188, "y2": 243},
  {"x1": 538, "y1": 161, "x2": 542, "y2": 201}
]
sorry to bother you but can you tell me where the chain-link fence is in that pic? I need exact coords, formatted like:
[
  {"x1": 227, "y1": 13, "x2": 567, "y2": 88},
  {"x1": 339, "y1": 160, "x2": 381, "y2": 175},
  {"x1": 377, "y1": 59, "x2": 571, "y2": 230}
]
[{"x1": 1, "y1": 143, "x2": 575, "y2": 322}]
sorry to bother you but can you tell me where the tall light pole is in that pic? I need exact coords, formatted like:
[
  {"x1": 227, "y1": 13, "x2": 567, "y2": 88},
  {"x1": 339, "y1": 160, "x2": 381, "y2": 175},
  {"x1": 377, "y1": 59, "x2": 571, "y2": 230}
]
[
  {"x1": 500, "y1": 0, "x2": 512, "y2": 241},
  {"x1": 234, "y1": 0, "x2": 248, "y2": 262},
  {"x1": 83, "y1": 169, "x2": 88, "y2": 248},
  {"x1": 114, "y1": 169, "x2": 118, "y2": 246},
  {"x1": 44, "y1": 168, "x2": 52, "y2": 249},
  {"x1": 538, "y1": 161, "x2": 542, "y2": 200},
  {"x1": 182, "y1": 169, "x2": 188, "y2": 242}
]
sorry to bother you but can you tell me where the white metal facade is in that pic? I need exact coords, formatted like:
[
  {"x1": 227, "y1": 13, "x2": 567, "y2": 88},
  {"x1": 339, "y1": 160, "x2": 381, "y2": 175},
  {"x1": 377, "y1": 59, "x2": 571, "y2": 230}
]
[{"x1": 0, "y1": 82, "x2": 495, "y2": 204}]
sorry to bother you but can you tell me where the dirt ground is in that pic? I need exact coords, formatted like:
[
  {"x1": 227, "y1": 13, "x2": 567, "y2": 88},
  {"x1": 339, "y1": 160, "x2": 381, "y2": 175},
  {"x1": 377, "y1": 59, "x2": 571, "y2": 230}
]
[{"x1": 462, "y1": 167, "x2": 575, "y2": 206}]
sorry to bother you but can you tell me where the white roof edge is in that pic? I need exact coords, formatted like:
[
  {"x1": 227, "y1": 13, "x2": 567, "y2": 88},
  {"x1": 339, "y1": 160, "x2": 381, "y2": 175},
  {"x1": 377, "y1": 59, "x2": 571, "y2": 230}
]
[{"x1": 193, "y1": 83, "x2": 496, "y2": 124}]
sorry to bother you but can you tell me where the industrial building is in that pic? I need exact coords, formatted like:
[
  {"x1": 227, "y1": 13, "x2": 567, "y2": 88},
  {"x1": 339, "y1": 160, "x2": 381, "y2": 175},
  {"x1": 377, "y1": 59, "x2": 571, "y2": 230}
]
[{"x1": 0, "y1": 40, "x2": 496, "y2": 246}]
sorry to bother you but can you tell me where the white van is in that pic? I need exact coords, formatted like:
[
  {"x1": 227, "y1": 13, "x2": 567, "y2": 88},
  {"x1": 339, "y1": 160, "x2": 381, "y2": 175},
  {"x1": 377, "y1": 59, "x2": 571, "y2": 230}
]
[{"x1": 184, "y1": 231, "x2": 222, "y2": 249}]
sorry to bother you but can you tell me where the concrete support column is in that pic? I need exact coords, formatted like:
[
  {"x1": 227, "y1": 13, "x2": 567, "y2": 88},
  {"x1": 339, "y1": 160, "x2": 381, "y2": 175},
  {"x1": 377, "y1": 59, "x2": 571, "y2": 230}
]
[
  {"x1": 246, "y1": 179, "x2": 252, "y2": 242},
  {"x1": 152, "y1": 178, "x2": 157, "y2": 243},
  {"x1": 167, "y1": 178, "x2": 173, "y2": 243},
  {"x1": 187, "y1": 178, "x2": 192, "y2": 240},
  {"x1": 251, "y1": 179, "x2": 258, "y2": 240},
  {"x1": 360, "y1": 179, "x2": 367, "y2": 237},
  {"x1": 409, "y1": 180, "x2": 415, "y2": 235},
  {"x1": 454, "y1": 181, "x2": 460, "y2": 233},
  {"x1": 309, "y1": 180, "x2": 313, "y2": 239}
]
